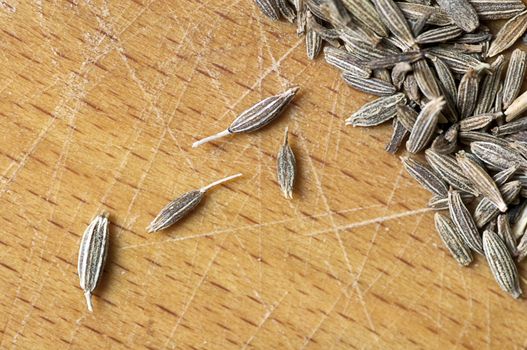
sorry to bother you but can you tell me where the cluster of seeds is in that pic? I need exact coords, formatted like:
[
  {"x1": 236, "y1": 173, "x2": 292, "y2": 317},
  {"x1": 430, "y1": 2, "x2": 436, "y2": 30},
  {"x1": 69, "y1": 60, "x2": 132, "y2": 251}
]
[{"x1": 255, "y1": 0, "x2": 527, "y2": 299}]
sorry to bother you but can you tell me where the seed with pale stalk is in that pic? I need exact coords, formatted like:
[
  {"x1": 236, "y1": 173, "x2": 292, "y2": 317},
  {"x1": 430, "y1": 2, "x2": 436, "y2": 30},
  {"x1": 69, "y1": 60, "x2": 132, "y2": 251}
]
[
  {"x1": 78, "y1": 213, "x2": 110, "y2": 312},
  {"x1": 192, "y1": 87, "x2": 299, "y2": 148},
  {"x1": 147, "y1": 174, "x2": 242, "y2": 233}
]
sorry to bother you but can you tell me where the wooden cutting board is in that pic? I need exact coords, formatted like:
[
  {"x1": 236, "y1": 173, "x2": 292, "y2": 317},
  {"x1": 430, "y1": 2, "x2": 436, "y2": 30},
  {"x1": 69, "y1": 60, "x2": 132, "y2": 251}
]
[{"x1": 0, "y1": 1, "x2": 526, "y2": 349}]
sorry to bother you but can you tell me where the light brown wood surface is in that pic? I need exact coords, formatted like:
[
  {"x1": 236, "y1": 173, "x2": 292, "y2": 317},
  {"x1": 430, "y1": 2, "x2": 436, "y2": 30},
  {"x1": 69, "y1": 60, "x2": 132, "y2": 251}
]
[{"x1": 1, "y1": 1, "x2": 526, "y2": 349}]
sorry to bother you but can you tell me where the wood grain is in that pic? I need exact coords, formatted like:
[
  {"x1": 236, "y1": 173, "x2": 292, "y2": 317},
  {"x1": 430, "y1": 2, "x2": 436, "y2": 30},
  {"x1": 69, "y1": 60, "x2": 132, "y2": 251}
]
[{"x1": 0, "y1": 1, "x2": 526, "y2": 349}]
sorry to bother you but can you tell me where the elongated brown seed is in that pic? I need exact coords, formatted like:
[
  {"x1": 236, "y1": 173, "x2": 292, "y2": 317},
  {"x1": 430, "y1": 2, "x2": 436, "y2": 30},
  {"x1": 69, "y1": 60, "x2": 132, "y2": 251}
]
[
  {"x1": 482, "y1": 229, "x2": 522, "y2": 299},
  {"x1": 341, "y1": 73, "x2": 396, "y2": 96},
  {"x1": 448, "y1": 190, "x2": 484, "y2": 254},
  {"x1": 407, "y1": 97, "x2": 445, "y2": 153},
  {"x1": 434, "y1": 213, "x2": 473, "y2": 266},
  {"x1": 413, "y1": 59, "x2": 442, "y2": 100},
  {"x1": 474, "y1": 56, "x2": 504, "y2": 115},
  {"x1": 78, "y1": 213, "x2": 110, "y2": 312},
  {"x1": 255, "y1": 0, "x2": 281, "y2": 20},
  {"x1": 503, "y1": 49, "x2": 527, "y2": 110},
  {"x1": 306, "y1": 11, "x2": 323, "y2": 59},
  {"x1": 469, "y1": 0, "x2": 526, "y2": 20},
  {"x1": 435, "y1": 0, "x2": 479, "y2": 32},
  {"x1": 456, "y1": 151, "x2": 508, "y2": 212},
  {"x1": 401, "y1": 156, "x2": 448, "y2": 196},
  {"x1": 277, "y1": 128, "x2": 296, "y2": 198},
  {"x1": 147, "y1": 174, "x2": 242, "y2": 232},
  {"x1": 470, "y1": 141, "x2": 524, "y2": 171},
  {"x1": 505, "y1": 90, "x2": 527, "y2": 122},
  {"x1": 488, "y1": 10, "x2": 527, "y2": 57},
  {"x1": 372, "y1": 0, "x2": 416, "y2": 49},
  {"x1": 385, "y1": 118, "x2": 408, "y2": 154},
  {"x1": 457, "y1": 69, "x2": 479, "y2": 119},
  {"x1": 346, "y1": 93, "x2": 406, "y2": 127},
  {"x1": 340, "y1": 0, "x2": 388, "y2": 37},
  {"x1": 493, "y1": 164, "x2": 520, "y2": 186},
  {"x1": 497, "y1": 214, "x2": 517, "y2": 256},
  {"x1": 416, "y1": 25, "x2": 463, "y2": 44},
  {"x1": 192, "y1": 87, "x2": 299, "y2": 147},
  {"x1": 474, "y1": 181, "x2": 521, "y2": 227},
  {"x1": 323, "y1": 47, "x2": 371, "y2": 78},
  {"x1": 425, "y1": 149, "x2": 478, "y2": 195}
]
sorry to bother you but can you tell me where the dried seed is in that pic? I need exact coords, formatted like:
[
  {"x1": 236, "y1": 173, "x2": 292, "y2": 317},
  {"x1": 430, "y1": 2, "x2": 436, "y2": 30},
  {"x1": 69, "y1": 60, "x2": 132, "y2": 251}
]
[
  {"x1": 413, "y1": 59, "x2": 442, "y2": 99},
  {"x1": 482, "y1": 229, "x2": 522, "y2": 299},
  {"x1": 391, "y1": 62, "x2": 412, "y2": 90},
  {"x1": 494, "y1": 83, "x2": 504, "y2": 114},
  {"x1": 192, "y1": 87, "x2": 299, "y2": 147},
  {"x1": 488, "y1": 10, "x2": 527, "y2": 57},
  {"x1": 430, "y1": 55, "x2": 458, "y2": 104},
  {"x1": 342, "y1": 36, "x2": 392, "y2": 61},
  {"x1": 323, "y1": 47, "x2": 372, "y2": 78},
  {"x1": 306, "y1": 0, "x2": 351, "y2": 25},
  {"x1": 474, "y1": 55, "x2": 505, "y2": 115},
  {"x1": 374, "y1": 68, "x2": 392, "y2": 83},
  {"x1": 459, "y1": 131, "x2": 510, "y2": 146},
  {"x1": 346, "y1": 93, "x2": 406, "y2": 127},
  {"x1": 436, "y1": 0, "x2": 479, "y2": 32},
  {"x1": 459, "y1": 113, "x2": 501, "y2": 132},
  {"x1": 426, "y1": 48, "x2": 489, "y2": 74},
  {"x1": 470, "y1": 141, "x2": 524, "y2": 171},
  {"x1": 474, "y1": 181, "x2": 521, "y2": 227},
  {"x1": 448, "y1": 190, "x2": 484, "y2": 254},
  {"x1": 306, "y1": 11, "x2": 323, "y2": 59},
  {"x1": 295, "y1": 0, "x2": 307, "y2": 35},
  {"x1": 341, "y1": 0, "x2": 388, "y2": 37},
  {"x1": 277, "y1": 0, "x2": 296, "y2": 22},
  {"x1": 493, "y1": 117, "x2": 527, "y2": 137},
  {"x1": 456, "y1": 151, "x2": 508, "y2": 212},
  {"x1": 403, "y1": 73, "x2": 421, "y2": 104},
  {"x1": 454, "y1": 30, "x2": 492, "y2": 44},
  {"x1": 457, "y1": 69, "x2": 479, "y2": 119},
  {"x1": 512, "y1": 199, "x2": 527, "y2": 239},
  {"x1": 255, "y1": 0, "x2": 281, "y2": 20},
  {"x1": 497, "y1": 214, "x2": 518, "y2": 256},
  {"x1": 407, "y1": 97, "x2": 445, "y2": 153},
  {"x1": 431, "y1": 125, "x2": 458, "y2": 155},
  {"x1": 277, "y1": 128, "x2": 296, "y2": 198},
  {"x1": 425, "y1": 149, "x2": 478, "y2": 195},
  {"x1": 401, "y1": 156, "x2": 448, "y2": 196},
  {"x1": 78, "y1": 213, "x2": 110, "y2": 312},
  {"x1": 503, "y1": 49, "x2": 527, "y2": 110},
  {"x1": 396, "y1": 103, "x2": 418, "y2": 131},
  {"x1": 516, "y1": 226, "x2": 527, "y2": 261},
  {"x1": 147, "y1": 174, "x2": 242, "y2": 232},
  {"x1": 493, "y1": 164, "x2": 520, "y2": 187},
  {"x1": 469, "y1": 0, "x2": 526, "y2": 20},
  {"x1": 505, "y1": 90, "x2": 527, "y2": 122},
  {"x1": 341, "y1": 72, "x2": 397, "y2": 96},
  {"x1": 434, "y1": 213, "x2": 473, "y2": 266},
  {"x1": 429, "y1": 193, "x2": 474, "y2": 210},
  {"x1": 398, "y1": 2, "x2": 453, "y2": 26},
  {"x1": 372, "y1": 0, "x2": 416, "y2": 49},
  {"x1": 416, "y1": 25, "x2": 463, "y2": 44},
  {"x1": 367, "y1": 51, "x2": 424, "y2": 69},
  {"x1": 410, "y1": 9, "x2": 432, "y2": 36},
  {"x1": 385, "y1": 118, "x2": 408, "y2": 154}
]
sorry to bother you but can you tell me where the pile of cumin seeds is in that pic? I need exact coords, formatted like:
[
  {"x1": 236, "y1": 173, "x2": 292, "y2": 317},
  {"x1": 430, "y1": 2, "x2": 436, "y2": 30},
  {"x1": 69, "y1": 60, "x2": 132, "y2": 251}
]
[{"x1": 255, "y1": 0, "x2": 527, "y2": 299}]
